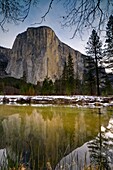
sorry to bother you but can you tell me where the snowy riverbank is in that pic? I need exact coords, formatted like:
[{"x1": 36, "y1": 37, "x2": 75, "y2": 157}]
[{"x1": 0, "y1": 95, "x2": 113, "y2": 107}]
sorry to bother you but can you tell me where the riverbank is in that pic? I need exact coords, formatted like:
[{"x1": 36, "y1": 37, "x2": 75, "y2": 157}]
[{"x1": 0, "y1": 95, "x2": 113, "y2": 107}]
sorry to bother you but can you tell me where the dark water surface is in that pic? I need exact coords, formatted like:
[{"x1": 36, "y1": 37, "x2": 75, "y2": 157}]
[{"x1": 0, "y1": 105, "x2": 112, "y2": 169}]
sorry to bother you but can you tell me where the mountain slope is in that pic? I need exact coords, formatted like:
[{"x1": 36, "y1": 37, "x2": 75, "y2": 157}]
[{"x1": 0, "y1": 46, "x2": 11, "y2": 76}]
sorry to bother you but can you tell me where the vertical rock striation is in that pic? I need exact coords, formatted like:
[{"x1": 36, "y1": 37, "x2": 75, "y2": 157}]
[{"x1": 5, "y1": 26, "x2": 84, "y2": 84}]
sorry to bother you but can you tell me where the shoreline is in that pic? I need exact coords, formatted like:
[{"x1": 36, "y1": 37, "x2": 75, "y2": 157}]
[{"x1": 0, "y1": 95, "x2": 113, "y2": 108}]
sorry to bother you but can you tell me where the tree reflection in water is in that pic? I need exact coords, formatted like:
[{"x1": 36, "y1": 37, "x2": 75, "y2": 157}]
[
  {"x1": 88, "y1": 108, "x2": 111, "y2": 170},
  {"x1": 55, "y1": 108, "x2": 113, "y2": 170}
]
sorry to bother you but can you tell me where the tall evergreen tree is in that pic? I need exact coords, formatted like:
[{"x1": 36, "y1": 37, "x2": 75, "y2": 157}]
[
  {"x1": 54, "y1": 78, "x2": 62, "y2": 94},
  {"x1": 83, "y1": 56, "x2": 96, "y2": 95},
  {"x1": 41, "y1": 77, "x2": 54, "y2": 95},
  {"x1": 61, "y1": 54, "x2": 75, "y2": 95},
  {"x1": 104, "y1": 15, "x2": 113, "y2": 73},
  {"x1": 61, "y1": 61, "x2": 68, "y2": 94},
  {"x1": 86, "y1": 29, "x2": 102, "y2": 96},
  {"x1": 67, "y1": 54, "x2": 75, "y2": 94}
]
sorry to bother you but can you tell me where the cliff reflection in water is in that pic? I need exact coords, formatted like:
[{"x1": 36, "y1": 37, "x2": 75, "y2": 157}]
[
  {"x1": 2, "y1": 110, "x2": 64, "y2": 169},
  {"x1": 55, "y1": 108, "x2": 113, "y2": 170},
  {"x1": 0, "y1": 106, "x2": 111, "y2": 169}
]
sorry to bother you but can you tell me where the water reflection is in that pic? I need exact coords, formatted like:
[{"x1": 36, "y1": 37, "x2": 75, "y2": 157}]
[
  {"x1": 88, "y1": 109, "x2": 113, "y2": 169},
  {"x1": 0, "y1": 106, "x2": 112, "y2": 169},
  {"x1": 88, "y1": 109, "x2": 110, "y2": 169},
  {"x1": 55, "y1": 108, "x2": 113, "y2": 170},
  {"x1": 2, "y1": 110, "x2": 65, "y2": 169}
]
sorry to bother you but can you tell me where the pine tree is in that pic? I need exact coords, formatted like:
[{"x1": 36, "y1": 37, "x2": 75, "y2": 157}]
[
  {"x1": 86, "y1": 29, "x2": 102, "y2": 96},
  {"x1": 83, "y1": 55, "x2": 96, "y2": 95},
  {"x1": 54, "y1": 78, "x2": 62, "y2": 94},
  {"x1": 104, "y1": 15, "x2": 113, "y2": 73},
  {"x1": 61, "y1": 54, "x2": 75, "y2": 95},
  {"x1": 61, "y1": 61, "x2": 68, "y2": 94},
  {"x1": 41, "y1": 77, "x2": 54, "y2": 95},
  {"x1": 67, "y1": 53, "x2": 75, "y2": 94}
]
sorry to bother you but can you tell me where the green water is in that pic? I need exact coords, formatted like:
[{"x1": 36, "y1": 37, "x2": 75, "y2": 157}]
[{"x1": 0, "y1": 105, "x2": 113, "y2": 169}]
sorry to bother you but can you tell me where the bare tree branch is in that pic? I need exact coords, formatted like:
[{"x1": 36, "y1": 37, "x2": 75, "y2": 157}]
[
  {"x1": 0, "y1": 0, "x2": 113, "y2": 38},
  {"x1": 60, "y1": 0, "x2": 113, "y2": 38},
  {"x1": 31, "y1": 0, "x2": 54, "y2": 25},
  {"x1": 0, "y1": 0, "x2": 37, "y2": 31}
]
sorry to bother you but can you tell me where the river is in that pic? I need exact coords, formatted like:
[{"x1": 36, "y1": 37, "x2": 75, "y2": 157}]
[{"x1": 0, "y1": 104, "x2": 113, "y2": 169}]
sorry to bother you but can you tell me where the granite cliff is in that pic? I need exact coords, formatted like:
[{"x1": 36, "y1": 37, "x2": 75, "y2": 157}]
[{"x1": 5, "y1": 26, "x2": 85, "y2": 84}]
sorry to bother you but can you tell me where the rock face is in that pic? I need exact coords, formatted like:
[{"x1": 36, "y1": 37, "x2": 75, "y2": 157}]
[
  {"x1": 5, "y1": 26, "x2": 85, "y2": 84},
  {"x1": 0, "y1": 46, "x2": 11, "y2": 76}
]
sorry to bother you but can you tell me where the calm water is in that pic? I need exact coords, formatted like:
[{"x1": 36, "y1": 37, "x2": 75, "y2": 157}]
[{"x1": 0, "y1": 105, "x2": 113, "y2": 169}]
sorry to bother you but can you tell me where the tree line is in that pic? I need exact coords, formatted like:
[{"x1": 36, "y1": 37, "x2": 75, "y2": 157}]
[
  {"x1": 84, "y1": 15, "x2": 113, "y2": 96},
  {"x1": 42, "y1": 15, "x2": 113, "y2": 96},
  {"x1": 40, "y1": 15, "x2": 113, "y2": 96},
  {"x1": 0, "y1": 15, "x2": 113, "y2": 96}
]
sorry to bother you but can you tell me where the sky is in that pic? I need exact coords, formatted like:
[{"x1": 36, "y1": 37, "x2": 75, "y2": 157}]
[{"x1": 0, "y1": 0, "x2": 100, "y2": 55}]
